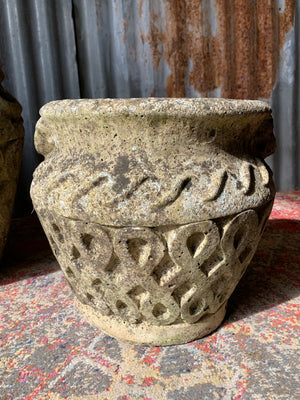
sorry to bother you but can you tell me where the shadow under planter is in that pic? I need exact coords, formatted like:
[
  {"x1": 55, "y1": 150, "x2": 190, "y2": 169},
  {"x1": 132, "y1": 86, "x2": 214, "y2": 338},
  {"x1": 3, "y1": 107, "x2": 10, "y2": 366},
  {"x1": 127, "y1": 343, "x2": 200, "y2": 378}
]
[
  {"x1": 30, "y1": 98, "x2": 276, "y2": 345},
  {"x1": 226, "y1": 218, "x2": 300, "y2": 322}
]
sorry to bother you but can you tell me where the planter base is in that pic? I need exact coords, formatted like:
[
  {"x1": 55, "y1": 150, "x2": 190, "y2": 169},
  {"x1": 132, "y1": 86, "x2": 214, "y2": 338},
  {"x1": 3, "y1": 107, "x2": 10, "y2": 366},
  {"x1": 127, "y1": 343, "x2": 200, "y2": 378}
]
[{"x1": 76, "y1": 298, "x2": 227, "y2": 346}]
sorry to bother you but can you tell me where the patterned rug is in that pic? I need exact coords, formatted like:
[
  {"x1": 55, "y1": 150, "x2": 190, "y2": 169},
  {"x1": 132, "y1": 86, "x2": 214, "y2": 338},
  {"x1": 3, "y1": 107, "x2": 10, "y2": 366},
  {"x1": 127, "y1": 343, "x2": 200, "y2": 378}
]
[{"x1": 0, "y1": 192, "x2": 299, "y2": 400}]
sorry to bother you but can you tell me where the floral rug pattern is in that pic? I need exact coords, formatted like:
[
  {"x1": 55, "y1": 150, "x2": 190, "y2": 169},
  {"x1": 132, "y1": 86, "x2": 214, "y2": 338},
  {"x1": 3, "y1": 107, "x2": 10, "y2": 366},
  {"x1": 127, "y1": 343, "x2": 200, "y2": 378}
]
[{"x1": 0, "y1": 192, "x2": 300, "y2": 399}]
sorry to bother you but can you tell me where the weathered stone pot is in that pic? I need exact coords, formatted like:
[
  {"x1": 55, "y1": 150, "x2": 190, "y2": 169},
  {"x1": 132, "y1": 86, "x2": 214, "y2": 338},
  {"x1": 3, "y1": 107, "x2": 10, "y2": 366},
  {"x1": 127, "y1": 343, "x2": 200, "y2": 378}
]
[
  {"x1": 0, "y1": 65, "x2": 24, "y2": 260},
  {"x1": 31, "y1": 98, "x2": 276, "y2": 345}
]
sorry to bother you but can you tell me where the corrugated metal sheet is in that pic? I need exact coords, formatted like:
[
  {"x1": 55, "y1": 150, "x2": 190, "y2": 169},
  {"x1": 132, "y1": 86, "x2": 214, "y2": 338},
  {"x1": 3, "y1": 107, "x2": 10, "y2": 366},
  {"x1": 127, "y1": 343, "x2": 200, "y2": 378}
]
[
  {"x1": 0, "y1": 0, "x2": 80, "y2": 214},
  {"x1": 0, "y1": 0, "x2": 299, "y2": 216}
]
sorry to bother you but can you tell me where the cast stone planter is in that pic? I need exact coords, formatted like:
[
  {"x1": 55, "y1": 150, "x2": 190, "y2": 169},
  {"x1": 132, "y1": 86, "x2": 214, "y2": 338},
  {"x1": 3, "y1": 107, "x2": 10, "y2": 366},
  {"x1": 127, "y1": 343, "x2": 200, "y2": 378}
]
[
  {"x1": 31, "y1": 98, "x2": 276, "y2": 345},
  {"x1": 0, "y1": 64, "x2": 24, "y2": 260}
]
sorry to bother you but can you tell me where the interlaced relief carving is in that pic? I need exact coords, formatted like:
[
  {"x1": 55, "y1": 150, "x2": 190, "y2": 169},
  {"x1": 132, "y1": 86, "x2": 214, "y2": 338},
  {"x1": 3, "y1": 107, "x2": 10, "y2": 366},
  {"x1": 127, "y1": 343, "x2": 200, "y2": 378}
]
[{"x1": 42, "y1": 204, "x2": 270, "y2": 327}]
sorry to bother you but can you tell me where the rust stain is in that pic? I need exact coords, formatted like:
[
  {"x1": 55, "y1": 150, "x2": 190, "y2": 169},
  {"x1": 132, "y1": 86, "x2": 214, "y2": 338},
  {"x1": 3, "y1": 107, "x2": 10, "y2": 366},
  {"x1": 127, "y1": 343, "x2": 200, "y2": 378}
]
[
  {"x1": 147, "y1": 11, "x2": 165, "y2": 71},
  {"x1": 183, "y1": 1, "x2": 216, "y2": 96},
  {"x1": 145, "y1": 0, "x2": 295, "y2": 99},
  {"x1": 216, "y1": 0, "x2": 295, "y2": 99},
  {"x1": 164, "y1": 0, "x2": 189, "y2": 97},
  {"x1": 279, "y1": 0, "x2": 295, "y2": 48},
  {"x1": 138, "y1": 0, "x2": 144, "y2": 20},
  {"x1": 123, "y1": 18, "x2": 129, "y2": 45}
]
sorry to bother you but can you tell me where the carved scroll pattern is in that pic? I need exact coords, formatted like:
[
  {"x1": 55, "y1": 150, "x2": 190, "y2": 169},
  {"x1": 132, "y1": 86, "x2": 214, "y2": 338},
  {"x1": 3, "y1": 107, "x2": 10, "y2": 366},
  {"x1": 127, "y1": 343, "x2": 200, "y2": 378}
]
[
  {"x1": 39, "y1": 157, "x2": 272, "y2": 214},
  {"x1": 42, "y1": 205, "x2": 271, "y2": 326}
]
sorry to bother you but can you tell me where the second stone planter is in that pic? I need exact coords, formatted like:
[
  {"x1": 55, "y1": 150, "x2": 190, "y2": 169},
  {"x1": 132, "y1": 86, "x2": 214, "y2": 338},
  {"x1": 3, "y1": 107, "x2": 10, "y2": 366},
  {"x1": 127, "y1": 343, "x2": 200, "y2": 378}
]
[
  {"x1": 31, "y1": 98, "x2": 276, "y2": 345},
  {"x1": 0, "y1": 64, "x2": 24, "y2": 260}
]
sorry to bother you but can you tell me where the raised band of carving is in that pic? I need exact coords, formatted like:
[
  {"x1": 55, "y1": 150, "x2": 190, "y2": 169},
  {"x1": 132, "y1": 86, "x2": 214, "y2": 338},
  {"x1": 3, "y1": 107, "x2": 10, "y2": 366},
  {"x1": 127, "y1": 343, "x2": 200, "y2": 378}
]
[{"x1": 30, "y1": 148, "x2": 274, "y2": 230}]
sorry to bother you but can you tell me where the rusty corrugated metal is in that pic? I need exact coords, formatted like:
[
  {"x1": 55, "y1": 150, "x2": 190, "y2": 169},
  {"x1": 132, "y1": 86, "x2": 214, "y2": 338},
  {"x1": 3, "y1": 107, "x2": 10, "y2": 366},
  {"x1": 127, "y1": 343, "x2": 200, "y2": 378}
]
[{"x1": 0, "y1": 0, "x2": 298, "y2": 215}]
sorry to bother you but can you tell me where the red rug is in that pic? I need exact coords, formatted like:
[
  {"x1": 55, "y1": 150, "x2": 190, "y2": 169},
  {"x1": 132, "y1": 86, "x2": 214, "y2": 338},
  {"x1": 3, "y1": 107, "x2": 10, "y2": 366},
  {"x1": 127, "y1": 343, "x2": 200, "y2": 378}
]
[{"x1": 0, "y1": 192, "x2": 299, "y2": 399}]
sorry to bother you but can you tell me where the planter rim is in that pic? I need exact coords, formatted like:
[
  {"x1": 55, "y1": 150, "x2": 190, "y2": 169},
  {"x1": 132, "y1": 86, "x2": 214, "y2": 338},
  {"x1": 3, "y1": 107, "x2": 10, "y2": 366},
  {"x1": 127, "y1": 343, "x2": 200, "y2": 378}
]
[
  {"x1": 32, "y1": 97, "x2": 275, "y2": 227},
  {"x1": 39, "y1": 97, "x2": 271, "y2": 119}
]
